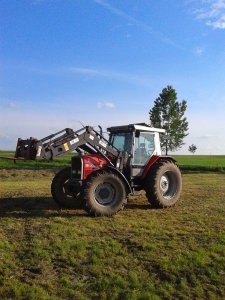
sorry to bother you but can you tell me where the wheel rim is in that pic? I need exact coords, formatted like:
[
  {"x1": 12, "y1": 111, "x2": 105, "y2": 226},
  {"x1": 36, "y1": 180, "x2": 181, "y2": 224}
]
[
  {"x1": 94, "y1": 182, "x2": 116, "y2": 206},
  {"x1": 63, "y1": 180, "x2": 74, "y2": 198},
  {"x1": 160, "y1": 171, "x2": 177, "y2": 199},
  {"x1": 160, "y1": 175, "x2": 169, "y2": 193},
  {"x1": 63, "y1": 179, "x2": 80, "y2": 198}
]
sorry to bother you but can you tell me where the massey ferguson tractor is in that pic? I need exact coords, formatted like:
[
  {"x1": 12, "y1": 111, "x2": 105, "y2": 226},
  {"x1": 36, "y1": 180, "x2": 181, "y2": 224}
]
[{"x1": 14, "y1": 123, "x2": 182, "y2": 216}]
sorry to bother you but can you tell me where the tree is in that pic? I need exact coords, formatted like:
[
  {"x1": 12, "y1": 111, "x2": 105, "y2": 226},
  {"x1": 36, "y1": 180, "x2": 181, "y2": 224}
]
[
  {"x1": 188, "y1": 144, "x2": 197, "y2": 154},
  {"x1": 149, "y1": 85, "x2": 189, "y2": 155}
]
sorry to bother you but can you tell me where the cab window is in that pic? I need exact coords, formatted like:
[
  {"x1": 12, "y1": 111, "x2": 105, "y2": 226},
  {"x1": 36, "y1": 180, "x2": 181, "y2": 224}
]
[
  {"x1": 133, "y1": 131, "x2": 155, "y2": 165},
  {"x1": 110, "y1": 132, "x2": 132, "y2": 153}
]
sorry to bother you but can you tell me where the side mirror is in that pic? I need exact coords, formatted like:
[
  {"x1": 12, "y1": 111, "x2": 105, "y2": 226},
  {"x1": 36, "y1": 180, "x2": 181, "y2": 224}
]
[{"x1": 135, "y1": 131, "x2": 140, "y2": 138}]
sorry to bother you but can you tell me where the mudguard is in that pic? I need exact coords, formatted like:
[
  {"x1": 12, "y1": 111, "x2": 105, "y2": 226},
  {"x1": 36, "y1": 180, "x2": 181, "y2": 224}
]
[
  {"x1": 141, "y1": 155, "x2": 176, "y2": 180},
  {"x1": 103, "y1": 165, "x2": 133, "y2": 195}
]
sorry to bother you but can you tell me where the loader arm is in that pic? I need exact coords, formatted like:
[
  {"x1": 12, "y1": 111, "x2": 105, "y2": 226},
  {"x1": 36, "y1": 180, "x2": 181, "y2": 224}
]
[{"x1": 15, "y1": 126, "x2": 121, "y2": 165}]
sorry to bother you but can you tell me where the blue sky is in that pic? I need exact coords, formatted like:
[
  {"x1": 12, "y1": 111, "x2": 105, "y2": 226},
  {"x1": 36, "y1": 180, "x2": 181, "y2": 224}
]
[{"x1": 0, "y1": 0, "x2": 225, "y2": 154}]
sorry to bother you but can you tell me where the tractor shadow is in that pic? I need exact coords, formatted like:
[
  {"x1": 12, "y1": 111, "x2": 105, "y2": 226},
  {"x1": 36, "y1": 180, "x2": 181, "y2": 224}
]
[
  {"x1": 126, "y1": 203, "x2": 152, "y2": 210},
  {"x1": 0, "y1": 196, "x2": 88, "y2": 218},
  {"x1": 0, "y1": 195, "x2": 153, "y2": 218}
]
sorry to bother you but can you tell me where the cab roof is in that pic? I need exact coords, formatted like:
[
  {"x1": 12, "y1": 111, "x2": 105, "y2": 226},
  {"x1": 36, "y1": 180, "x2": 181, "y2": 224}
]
[{"x1": 107, "y1": 123, "x2": 165, "y2": 133}]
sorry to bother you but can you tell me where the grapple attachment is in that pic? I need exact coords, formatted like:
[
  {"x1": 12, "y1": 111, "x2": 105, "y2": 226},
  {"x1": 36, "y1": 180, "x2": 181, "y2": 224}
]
[{"x1": 15, "y1": 137, "x2": 38, "y2": 160}]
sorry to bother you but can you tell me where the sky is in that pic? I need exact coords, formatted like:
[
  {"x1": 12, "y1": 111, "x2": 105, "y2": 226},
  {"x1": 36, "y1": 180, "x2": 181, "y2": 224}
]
[{"x1": 0, "y1": 0, "x2": 225, "y2": 154}]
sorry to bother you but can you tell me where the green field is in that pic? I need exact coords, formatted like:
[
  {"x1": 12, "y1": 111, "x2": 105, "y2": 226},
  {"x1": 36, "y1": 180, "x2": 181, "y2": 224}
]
[
  {"x1": 0, "y1": 152, "x2": 225, "y2": 299},
  {"x1": 0, "y1": 151, "x2": 225, "y2": 172},
  {"x1": 0, "y1": 169, "x2": 225, "y2": 299},
  {"x1": 0, "y1": 151, "x2": 72, "y2": 169},
  {"x1": 174, "y1": 155, "x2": 225, "y2": 172}
]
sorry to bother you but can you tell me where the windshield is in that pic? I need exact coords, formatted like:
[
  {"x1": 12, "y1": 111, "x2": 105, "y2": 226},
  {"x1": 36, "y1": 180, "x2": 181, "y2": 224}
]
[{"x1": 110, "y1": 132, "x2": 133, "y2": 153}]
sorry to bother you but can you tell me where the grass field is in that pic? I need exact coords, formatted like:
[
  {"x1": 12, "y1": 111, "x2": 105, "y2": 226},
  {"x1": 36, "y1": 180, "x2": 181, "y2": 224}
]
[
  {"x1": 0, "y1": 168, "x2": 225, "y2": 299},
  {"x1": 0, "y1": 151, "x2": 225, "y2": 172},
  {"x1": 0, "y1": 151, "x2": 71, "y2": 169},
  {"x1": 174, "y1": 155, "x2": 225, "y2": 173}
]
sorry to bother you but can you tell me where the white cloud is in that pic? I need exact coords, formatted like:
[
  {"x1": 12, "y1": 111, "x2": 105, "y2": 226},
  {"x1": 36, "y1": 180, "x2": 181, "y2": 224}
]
[
  {"x1": 0, "y1": 133, "x2": 11, "y2": 140},
  {"x1": 193, "y1": 0, "x2": 225, "y2": 29},
  {"x1": 69, "y1": 67, "x2": 152, "y2": 87},
  {"x1": 94, "y1": 0, "x2": 136, "y2": 22},
  {"x1": 195, "y1": 47, "x2": 204, "y2": 55},
  {"x1": 198, "y1": 134, "x2": 217, "y2": 139},
  {"x1": 206, "y1": 16, "x2": 225, "y2": 29},
  {"x1": 125, "y1": 34, "x2": 131, "y2": 38},
  {"x1": 97, "y1": 102, "x2": 115, "y2": 109},
  {"x1": 69, "y1": 67, "x2": 101, "y2": 76},
  {"x1": 93, "y1": 0, "x2": 179, "y2": 47},
  {"x1": 0, "y1": 99, "x2": 20, "y2": 109},
  {"x1": 8, "y1": 101, "x2": 19, "y2": 109}
]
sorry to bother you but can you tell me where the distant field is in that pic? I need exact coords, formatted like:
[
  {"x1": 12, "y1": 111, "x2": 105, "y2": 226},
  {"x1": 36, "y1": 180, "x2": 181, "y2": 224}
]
[
  {"x1": 0, "y1": 151, "x2": 72, "y2": 169},
  {"x1": 0, "y1": 151, "x2": 224, "y2": 172},
  {"x1": 174, "y1": 155, "x2": 225, "y2": 173}
]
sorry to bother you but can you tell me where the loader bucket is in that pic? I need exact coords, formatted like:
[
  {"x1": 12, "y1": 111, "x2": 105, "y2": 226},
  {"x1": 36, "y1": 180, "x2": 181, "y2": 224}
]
[{"x1": 15, "y1": 137, "x2": 38, "y2": 160}]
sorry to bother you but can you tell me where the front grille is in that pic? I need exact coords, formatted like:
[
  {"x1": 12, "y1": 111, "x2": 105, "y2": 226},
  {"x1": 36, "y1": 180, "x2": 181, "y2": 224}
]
[{"x1": 71, "y1": 156, "x2": 83, "y2": 180}]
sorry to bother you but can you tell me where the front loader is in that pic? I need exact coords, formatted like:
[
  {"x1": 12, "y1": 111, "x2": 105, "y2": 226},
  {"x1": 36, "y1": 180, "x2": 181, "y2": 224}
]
[{"x1": 13, "y1": 123, "x2": 182, "y2": 216}]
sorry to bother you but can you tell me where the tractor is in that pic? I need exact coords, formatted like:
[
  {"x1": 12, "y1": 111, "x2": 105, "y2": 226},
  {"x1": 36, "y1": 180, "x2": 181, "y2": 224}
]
[{"x1": 14, "y1": 123, "x2": 182, "y2": 216}]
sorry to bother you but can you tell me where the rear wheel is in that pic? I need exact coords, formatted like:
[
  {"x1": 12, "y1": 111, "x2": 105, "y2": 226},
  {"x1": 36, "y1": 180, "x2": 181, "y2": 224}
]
[
  {"x1": 144, "y1": 161, "x2": 182, "y2": 208},
  {"x1": 83, "y1": 171, "x2": 127, "y2": 216},
  {"x1": 51, "y1": 167, "x2": 83, "y2": 209}
]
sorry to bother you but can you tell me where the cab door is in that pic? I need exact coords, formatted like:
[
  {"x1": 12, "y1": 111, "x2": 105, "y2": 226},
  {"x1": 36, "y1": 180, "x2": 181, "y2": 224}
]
[{"x1": 131, "y1": 131, "x2": 155, "y2": 177}]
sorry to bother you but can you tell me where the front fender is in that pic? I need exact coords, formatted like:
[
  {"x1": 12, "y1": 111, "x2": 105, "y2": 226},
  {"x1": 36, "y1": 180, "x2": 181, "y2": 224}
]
[{"x1": 103, "y1": 165, "x2": 133, "y2": 195}]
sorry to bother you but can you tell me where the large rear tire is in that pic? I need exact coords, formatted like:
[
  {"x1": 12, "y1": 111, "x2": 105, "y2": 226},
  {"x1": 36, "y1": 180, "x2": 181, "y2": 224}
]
[
  {"x1": 51, "y1": 167, "x2": 83, "y2": 209},
  {"x1": 83, "y1": 171, "x2": 127, "y2": 216},
  {"x1": 144, "y1": 161, "x2": 182, "y2": 208}
]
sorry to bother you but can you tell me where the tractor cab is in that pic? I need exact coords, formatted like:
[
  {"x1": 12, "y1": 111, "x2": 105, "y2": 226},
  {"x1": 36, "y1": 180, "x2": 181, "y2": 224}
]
[{"x1": 108, "y1": 123, "x2": 165, "y2": 177}]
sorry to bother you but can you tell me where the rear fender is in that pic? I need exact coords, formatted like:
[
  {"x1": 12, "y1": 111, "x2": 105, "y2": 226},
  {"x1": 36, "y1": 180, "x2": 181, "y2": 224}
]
[
  {"x1": 141, "y1": 155, "x2": 176, "y2": 180},
  {"x1": 158, "y1": 156, "x2": 176, "y2": 163}
]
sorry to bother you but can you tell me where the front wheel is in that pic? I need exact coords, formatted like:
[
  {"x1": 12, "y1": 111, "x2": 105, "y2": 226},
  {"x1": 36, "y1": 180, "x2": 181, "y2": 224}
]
[
  {"x1": 144, "y1": 161, "x2": 182, "y2": 208},
  {"x1": 51, "y1": 167, "x2": 83, "y2": 209},
  {"x1": 83, "y1": 171, "x2": 127, "y2": 216}
]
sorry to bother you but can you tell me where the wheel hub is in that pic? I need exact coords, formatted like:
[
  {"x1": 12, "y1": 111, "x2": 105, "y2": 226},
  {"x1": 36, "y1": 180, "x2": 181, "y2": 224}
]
[
  {"x1": 64, "y1": 180, "x2": 80, "y2": 196},
  {"x1": 94, "y1": 183, "x2": 115, "y2": 205},
  {"x1": 99, "y1": 188, "x2": 110, "y2": 199},
  {"x1": 160, "y1": 175, "x2": 169, "y2": 194}
]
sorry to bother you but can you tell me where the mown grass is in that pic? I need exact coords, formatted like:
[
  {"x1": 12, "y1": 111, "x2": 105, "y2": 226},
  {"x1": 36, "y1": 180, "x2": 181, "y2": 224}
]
[{"x1": 0, "y1": 169, "x2": 224, "y2": 299}]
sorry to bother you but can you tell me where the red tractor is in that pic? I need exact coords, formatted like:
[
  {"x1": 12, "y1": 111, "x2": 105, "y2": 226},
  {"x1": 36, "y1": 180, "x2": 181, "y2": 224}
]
[{"x1": 15, "y1": 123, "x2": 182, "y2": 216}]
